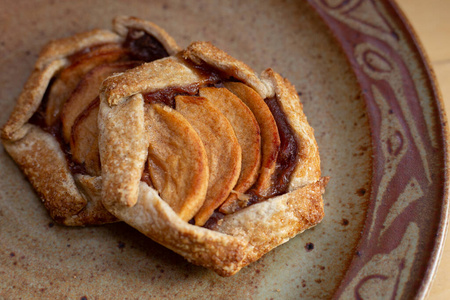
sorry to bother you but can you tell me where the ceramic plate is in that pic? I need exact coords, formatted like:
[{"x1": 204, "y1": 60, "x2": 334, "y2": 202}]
[{"x1": 0, "y1": 0, "x2": 447, "y2": 299}]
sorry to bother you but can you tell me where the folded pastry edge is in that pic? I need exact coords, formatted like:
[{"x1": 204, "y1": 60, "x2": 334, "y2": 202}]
[{"x1": 98, "y1": 176, "x2": 327, "y2": 276}]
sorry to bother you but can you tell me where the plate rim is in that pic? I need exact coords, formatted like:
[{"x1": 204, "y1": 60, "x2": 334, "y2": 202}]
[
  {"x1": 308, "y1": 0, "x2": 450, "y2": 298},
  {"x1": 390, "y1": 1, "x2": 450, "y2": 297}
]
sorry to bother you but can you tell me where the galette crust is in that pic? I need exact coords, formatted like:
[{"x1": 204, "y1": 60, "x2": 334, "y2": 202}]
[
  {"x1": 3, "y1": 125, "x2": 87, "y2": 220},
  {"x1": 2, "y1": 59, "x2": 67, "y2": 141}
]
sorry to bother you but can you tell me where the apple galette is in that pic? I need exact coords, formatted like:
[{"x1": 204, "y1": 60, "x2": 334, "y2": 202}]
[{"x1": 2, "y1": 16, "x2": 328, "y2": 276}]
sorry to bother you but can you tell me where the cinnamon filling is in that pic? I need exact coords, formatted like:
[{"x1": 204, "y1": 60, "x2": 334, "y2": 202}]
[
  {"x1": 124, "y1": 28, "x2": 169, "y2": 62},
  {"x1": 247, "y1": 96, "x2": 298, "y2": 203},
  {"x1": 144, "y1": 85, "x2": 200, "y2": 108},
  {"x1": 142, "y1": 61, "x2": 223, "y2": 107}
]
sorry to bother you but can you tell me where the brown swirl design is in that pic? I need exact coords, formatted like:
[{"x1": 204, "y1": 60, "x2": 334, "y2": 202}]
[{"x1": 309, "y1": 0, "x2": 447, "y2": 298}]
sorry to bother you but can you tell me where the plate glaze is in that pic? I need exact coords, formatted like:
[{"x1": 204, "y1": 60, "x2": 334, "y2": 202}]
[{"x1": 0, "y1": 0, "x2": 447, "y2": 299}]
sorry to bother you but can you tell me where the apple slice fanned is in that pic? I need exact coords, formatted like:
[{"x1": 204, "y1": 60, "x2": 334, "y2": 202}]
[
  {"x1": 45, "y1": 43, "x2": 128, "y2": 126},
  {"x1": 175, "y1": 95, "x2": 242, "y2": 226},
  {"x1": 223, "y1": 82, "x2": 281, "y2": 198},
  {"x1": 144, "y1": 103, "x2": 209, "y2": 221},
  {"x1": 198, "y1": 87, "x2": 261, "y2": 213},
  {"x1": 61, "y1": 61, "x2": 140, "y2": 142},
  {"x1": 70, "y1": 98, "x2": 101, "y2": 176}
]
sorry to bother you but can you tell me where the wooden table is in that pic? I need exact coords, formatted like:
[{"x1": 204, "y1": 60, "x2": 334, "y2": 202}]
[{"x1": 396, "y1": 0, "x2": 450, "y2": 299}]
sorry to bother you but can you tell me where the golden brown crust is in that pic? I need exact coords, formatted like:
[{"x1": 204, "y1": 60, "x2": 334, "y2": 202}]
[
  {"x1": 2, "y1": 125, "x2": 87, "y2": 221},
  {"x1": 213, "y1": 177, "x2": 327, "y2": 270},
  {"x1": 100, "y1": 56, "x2": 209, "y2": 106},
  {"x1": 105, "y1": 181, "x2": 249, "y2": 276},
  {"x1": 65, "y1": 175, "x2": 118, "y2": 226},
  {"x1": 1, "y1": 29, "x2": 118, "y2": 225},
  {"x1": 36, "y1": 29, "x2": 122, "y2": 70},
  {"x1": 99, "y1": 176, "x2": 326, "y2": 276},
  {"x1": 99, "y1": 94, "x2": 148, "y2": 209}
]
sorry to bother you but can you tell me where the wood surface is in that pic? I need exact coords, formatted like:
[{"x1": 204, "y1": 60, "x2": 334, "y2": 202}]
[{"x1": 396, "y1": 1, "x2": 450, "y2": 299}]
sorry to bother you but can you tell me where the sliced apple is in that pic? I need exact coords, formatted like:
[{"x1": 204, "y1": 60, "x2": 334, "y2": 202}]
[
  {"x1": 70, "y1": 98, "x2": 101, "y2": 176},
  {"x1": 144, "y1": 103, "x2": 209, "y2": 221},
  {"x1": 45, "y1": 43, "x2": 128, "y2": 126},
  {"x1": 199, "y1": 87, "x2": 261, "y2": 214},
  {"x1": 224, "y1": 82, "x2": 281, "y2": 198},
  {"x1": 175, "y1": 95, "x2": 242, "y2": 226},
  {"x1": 61, "y1": 61, "x2": 140, "y2": 142}
]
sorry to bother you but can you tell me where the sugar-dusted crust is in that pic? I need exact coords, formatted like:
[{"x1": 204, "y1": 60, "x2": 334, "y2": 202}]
[
  {"x1": 105, "y1": 180, "x2": 249, "y2": 276},
  {"x1": 101, "y1": 55, "x2": 213, "y2": 106},
  {"x1": 83, "y1": 175, "x2": 326, "y2": 276},
  {"x1": 213, "y1": 177, "x2": 327, "y2": 273},
  {"x1": 98, "y1": 39, "x2": 327, "y2": 275},
  {"x1": 1, "y1": 17, "x2": 180, "y2": 225},
  {"x1": 99, "y1": 94, "x2": 149, "y2": 209},
  {"x1": 3, "y1": 125, "x2": 87, "y2": 220}
]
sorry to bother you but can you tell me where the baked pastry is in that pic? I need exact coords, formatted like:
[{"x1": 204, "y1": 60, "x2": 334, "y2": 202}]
[
  {"x1": 1, "y1": 16, "x2": 179, "y2": 225},
  {"x1": 97, "y1": 38, "x2": 328, "y2": 275},
  {"x1": 2, "y1": 16, "x2": 328, "y2": 276}
]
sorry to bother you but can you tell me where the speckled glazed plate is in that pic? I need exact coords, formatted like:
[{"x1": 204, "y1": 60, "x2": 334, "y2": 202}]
[{"x1": 0, "y1": 0, "x2": 447, "y2": 299}]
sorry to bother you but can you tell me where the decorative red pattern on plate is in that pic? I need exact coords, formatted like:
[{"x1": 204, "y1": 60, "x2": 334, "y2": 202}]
[{"x1": 309, "y1": 0, "x2": 448, "y2": 298}]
